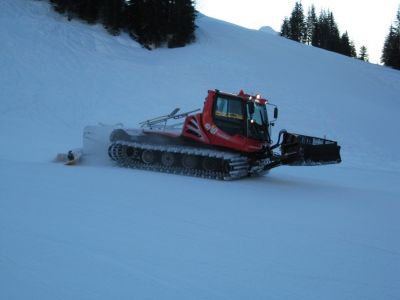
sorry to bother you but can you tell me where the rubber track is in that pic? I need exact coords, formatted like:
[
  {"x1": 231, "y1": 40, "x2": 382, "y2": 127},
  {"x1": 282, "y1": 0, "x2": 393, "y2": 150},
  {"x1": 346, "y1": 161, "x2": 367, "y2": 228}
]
[{"x1": 108, "y1": 141, "x2": 250, "y2": 180}]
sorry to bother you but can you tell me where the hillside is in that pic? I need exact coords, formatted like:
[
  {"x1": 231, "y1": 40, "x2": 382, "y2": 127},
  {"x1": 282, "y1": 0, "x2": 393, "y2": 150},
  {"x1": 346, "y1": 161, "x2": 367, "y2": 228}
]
[{"x1": 1, "y1": 1, "x2": 399, "y2": 299}]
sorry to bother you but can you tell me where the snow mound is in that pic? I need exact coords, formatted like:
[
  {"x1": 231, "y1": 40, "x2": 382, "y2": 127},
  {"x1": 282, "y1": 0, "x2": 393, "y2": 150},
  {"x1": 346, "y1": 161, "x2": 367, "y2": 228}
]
[{"x1": 259, "y1": 25, "x2": 278, "y2": 34}]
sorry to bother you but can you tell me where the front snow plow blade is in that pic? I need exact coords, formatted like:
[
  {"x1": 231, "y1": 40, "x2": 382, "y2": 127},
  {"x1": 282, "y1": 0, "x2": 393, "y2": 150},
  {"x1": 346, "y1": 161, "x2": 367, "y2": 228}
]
[{"x1": 280, "y1": 132, "x2": 341, "y2": 166}]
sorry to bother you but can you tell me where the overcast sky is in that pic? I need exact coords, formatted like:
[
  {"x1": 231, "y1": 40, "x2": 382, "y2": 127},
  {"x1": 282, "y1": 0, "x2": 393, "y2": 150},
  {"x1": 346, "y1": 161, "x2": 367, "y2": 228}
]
[{"x1": 196, "y1": 0, "x2": 400, "y2": 64}]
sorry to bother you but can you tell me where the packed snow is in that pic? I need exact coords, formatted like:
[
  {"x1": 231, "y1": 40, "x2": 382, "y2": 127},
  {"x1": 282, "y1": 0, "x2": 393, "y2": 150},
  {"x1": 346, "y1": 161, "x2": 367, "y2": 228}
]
[{"x1": 1, "y1": 0, "x2": 399, "y2": 299}]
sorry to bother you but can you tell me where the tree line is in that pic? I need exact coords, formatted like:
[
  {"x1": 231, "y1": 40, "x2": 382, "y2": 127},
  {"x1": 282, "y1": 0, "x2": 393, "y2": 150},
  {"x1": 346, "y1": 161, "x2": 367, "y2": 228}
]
[
  {"x1": 281, "y1": 2, "x2": 400, "y2": 70},
  {"x1": 280, "y1": 2, "x2": 364, "y2": 60},
  {"x1": 48, "y1": 0, "x2": 197, "y2": 49}
]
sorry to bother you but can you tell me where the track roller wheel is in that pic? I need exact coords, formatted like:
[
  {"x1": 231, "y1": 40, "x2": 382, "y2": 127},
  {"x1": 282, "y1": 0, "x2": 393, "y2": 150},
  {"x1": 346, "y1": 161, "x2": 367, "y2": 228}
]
[
  {"x1": 161, "y1": 152, "x2": 175, "y2": 167},
  {"x1": 181, "y1": 155, "x2": 197, "y2": 169},
  {"x1": 141, "y1": 150, "x2": 156, "y2": 164},
  {"x1": 202, "y1": 157, "x2": 219, "y2": 171},
  {"x1": 126, "y1": 146, "x2": 136, "y2": 157}
]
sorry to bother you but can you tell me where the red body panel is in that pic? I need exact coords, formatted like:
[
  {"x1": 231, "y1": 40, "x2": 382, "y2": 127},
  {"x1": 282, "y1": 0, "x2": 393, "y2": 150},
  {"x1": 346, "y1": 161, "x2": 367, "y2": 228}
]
[{"x1": 181, "y1": 90, "x2": 267, "y2": 153}]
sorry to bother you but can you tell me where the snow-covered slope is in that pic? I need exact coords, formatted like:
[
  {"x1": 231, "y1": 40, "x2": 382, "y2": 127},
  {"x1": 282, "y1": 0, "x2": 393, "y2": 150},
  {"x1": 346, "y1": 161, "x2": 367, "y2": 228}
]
[{"x1": 1, "y1": 1, "x2": 399, "y2": 299}]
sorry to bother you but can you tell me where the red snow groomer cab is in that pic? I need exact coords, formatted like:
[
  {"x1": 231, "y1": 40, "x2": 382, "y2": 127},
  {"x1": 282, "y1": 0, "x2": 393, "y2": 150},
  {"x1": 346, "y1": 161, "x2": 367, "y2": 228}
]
[
  {"x1": 106, "y1": 89, "x2": 341, "y2": 180},
  {"x1": 181, "y1": 89, "x2": 275, "y2": 153}
]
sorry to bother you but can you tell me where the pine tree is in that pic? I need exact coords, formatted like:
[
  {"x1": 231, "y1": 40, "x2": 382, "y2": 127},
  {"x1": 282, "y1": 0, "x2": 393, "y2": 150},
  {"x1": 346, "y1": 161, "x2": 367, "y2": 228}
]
[
  {"x1": 50, "y1": 0, "x2": 103, "y2": 23},
  {"x1": 312, "y1": 10, "x2": 342, "y2": 53},
  {"x1": 350, "y1": 40, "x2": 357, "y2": 58},
  {"x1": 339, "y1": 31, "x2": 351, "y2": 56},
  {"x1": 313, "y1": 10, "x2": 330, "y2": 49},
  {"x1": 305, "y1": 5, "x2": 317, "y2": 45},
  {"x1": 100, "y1": 0, "x2": 124, "y2": 35},
  {"x1": 280, "y1": 17, "x2": 291, "y2": 38},
  {"x1": 128, "y1": 0, "x2": 164, "y2": 48},
  {"x1": 381, "y1": 6, "x2": 400, "y2": 69},
  {"x1": 50, "y1": 0, "x2": 69, "y2": 14},
  {"x1": 359, "y1": 46, "x2": 369, "y2": 62},
  {"x1": 167, "y1": 0, "x2": 197, "y2": 48},
  {"x1": 76, "y1": 0, "x2": 103, "y2": 24},
  {"x1": 339, "y1": 31, "x2": 356, "y2": 57},
  {"x1": 128, "y1": 0, "x2": 196, "y2": 49},
  {"x1": 381, "y1": 26, "x2": 400, "y2": 69},
  {"x1": 326, "y1": 11, "x2": 340, "y2": 52},
  {"x1": 288, "y1": 2, "x2": 305, "y2": 42},
  {"x1": 311, "y1": 18, "x2": 321, "y2": 47}
]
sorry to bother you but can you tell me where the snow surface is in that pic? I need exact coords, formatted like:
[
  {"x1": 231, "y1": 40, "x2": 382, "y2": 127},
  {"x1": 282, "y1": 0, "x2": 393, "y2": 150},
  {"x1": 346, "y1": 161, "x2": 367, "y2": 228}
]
[{"x1": 1, "y1": 0, "x2": 400, "y2": 299}]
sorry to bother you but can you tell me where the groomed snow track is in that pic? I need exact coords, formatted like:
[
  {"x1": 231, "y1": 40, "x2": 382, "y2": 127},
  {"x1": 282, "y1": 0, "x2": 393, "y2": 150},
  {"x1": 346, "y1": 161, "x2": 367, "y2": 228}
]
[{"x1": 108, "y1": 141, "x2": 253, "y2": 180}]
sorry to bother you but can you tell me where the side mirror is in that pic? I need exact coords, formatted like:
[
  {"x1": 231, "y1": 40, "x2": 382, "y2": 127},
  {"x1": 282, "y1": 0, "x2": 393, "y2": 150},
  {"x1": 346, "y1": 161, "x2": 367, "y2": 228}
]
[
  {"x1": 249, "y1": 102, "x2": 255, "y2": 115},
  {"x1": 274, "y1": 107, "x2": 278, "y2": 119}
]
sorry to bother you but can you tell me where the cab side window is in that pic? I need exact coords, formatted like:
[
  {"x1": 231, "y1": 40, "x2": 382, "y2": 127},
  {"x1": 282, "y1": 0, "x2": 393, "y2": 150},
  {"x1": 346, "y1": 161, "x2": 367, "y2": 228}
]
[{"x1": 214, "y1": 96, "x2": 244, "y2": 135}]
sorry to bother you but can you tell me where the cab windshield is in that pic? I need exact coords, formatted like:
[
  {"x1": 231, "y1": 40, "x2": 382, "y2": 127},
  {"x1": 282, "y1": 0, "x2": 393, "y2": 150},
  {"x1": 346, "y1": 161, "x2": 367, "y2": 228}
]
[{"x1": 247, "y1": 102, "x2": 270, "y2": 141}]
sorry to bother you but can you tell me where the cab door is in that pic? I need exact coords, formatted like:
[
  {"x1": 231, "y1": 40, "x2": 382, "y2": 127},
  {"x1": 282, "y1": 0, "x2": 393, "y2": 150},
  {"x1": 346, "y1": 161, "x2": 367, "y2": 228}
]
[{"x1": 207, "y1": 94, "x2": 249, "y2": 151}]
